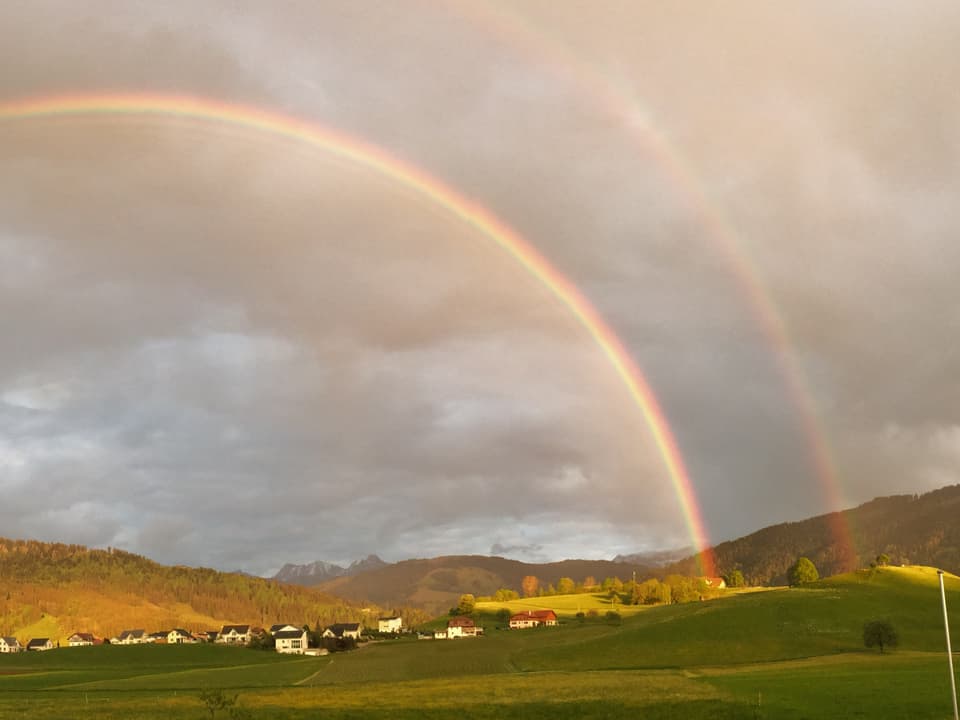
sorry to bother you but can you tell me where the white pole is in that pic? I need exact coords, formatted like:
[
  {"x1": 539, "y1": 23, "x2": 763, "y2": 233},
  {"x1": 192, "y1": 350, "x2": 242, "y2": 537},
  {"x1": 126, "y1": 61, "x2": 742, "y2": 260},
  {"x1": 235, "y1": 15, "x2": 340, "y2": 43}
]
[{"x1": 938, "y1": 570, "x2": 959, "y2": 720}]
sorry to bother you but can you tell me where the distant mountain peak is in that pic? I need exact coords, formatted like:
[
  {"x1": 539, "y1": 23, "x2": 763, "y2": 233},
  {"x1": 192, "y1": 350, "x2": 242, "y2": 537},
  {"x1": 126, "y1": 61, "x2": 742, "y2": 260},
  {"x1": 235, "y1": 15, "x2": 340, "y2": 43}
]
[{"x1": 272, "y1": 554, "x2": 389, "y2": 585}]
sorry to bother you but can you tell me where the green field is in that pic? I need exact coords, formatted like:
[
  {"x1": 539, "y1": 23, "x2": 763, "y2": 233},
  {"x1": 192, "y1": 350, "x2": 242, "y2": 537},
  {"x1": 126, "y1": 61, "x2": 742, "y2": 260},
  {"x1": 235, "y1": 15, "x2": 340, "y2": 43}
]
[{"x1": 3, "y1": 566, "x2": 960, "y2": 718}]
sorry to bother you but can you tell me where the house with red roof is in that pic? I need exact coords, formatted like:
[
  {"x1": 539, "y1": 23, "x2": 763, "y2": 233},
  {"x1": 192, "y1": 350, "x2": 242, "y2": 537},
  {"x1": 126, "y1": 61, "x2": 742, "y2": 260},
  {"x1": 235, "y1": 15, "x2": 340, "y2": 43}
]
[
  {"x1": 447, "y1": 616, "x2": 481, "y2": 638},
  {"x1": 509, "y1": 610, "x2": 558, "y2": 629}
]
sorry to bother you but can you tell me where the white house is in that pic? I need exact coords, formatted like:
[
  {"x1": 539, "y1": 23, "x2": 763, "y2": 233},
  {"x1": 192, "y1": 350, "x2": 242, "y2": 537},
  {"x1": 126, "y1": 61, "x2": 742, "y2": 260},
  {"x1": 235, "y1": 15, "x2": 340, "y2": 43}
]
[
  {"x1": 509, "y1": 610, "x2": 558, "y2": 629},
  {"x1": 0, "y1": 637, "x2": 22, "y2": 653},
  {"x1": 167, "y1": 629, "x2": 195, "y2": 644},
  {"x1": 274, "y1": 628, "x2": 309, "y2": 654},
  {"x1": 117, "y1": 629, "x2": 147, "y2": 645},
  {"x1": 269, "y1": 624, "x2": 299, "y2": 634},
  {"x1": 218, "y1": 625, "x2": 252, "y2": 645},
  {"x1": 378, "y1": 616, "x2": 403, "y2": 633},
  {"x1": 322, "y1": 623, "x2": 362, "y2": 640},
  {"x1": 67, "y1": 633, "x2": 96, "y2": 647},
  {"x1": 27, "y1": 638, "x2": 55, "y2": 651},
  {"x1": 446, "y1": 617, "x2": 478, "y2": 638}
]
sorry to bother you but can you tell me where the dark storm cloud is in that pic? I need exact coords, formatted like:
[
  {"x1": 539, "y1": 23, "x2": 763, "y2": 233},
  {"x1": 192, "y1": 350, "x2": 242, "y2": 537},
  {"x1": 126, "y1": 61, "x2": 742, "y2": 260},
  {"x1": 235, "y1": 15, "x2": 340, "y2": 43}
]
[{"x1": 0, "y1": 1, "x2": 957, "y2": 572}]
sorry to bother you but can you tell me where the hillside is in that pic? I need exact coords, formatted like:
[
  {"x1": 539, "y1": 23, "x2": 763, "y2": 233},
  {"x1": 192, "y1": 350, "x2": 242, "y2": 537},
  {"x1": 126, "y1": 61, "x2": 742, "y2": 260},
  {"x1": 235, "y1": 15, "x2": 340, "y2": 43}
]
[
  {"x1": 667, "y1": 484, "x2": 960, "y2": 585},
  {"x1": 312, "y1": 555, "x2": 652, "y2": 614},
  {"x1": 0, "y1": 538, "x2": 385, "y2": 644}
]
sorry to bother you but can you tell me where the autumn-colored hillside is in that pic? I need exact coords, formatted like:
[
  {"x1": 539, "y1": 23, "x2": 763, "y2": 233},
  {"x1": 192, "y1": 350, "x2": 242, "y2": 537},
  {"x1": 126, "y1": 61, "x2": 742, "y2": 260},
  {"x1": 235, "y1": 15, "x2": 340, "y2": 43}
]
[{"x1": 0, "y1": 538, "x2": 398, "y2": 644}]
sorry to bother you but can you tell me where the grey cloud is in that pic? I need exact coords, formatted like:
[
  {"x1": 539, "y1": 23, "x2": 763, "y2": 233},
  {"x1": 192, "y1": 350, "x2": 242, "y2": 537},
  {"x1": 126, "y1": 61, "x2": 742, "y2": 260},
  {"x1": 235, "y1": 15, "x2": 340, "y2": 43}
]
[{"x1": 1, "y1": 2, "x2": 958, "y2": 573}]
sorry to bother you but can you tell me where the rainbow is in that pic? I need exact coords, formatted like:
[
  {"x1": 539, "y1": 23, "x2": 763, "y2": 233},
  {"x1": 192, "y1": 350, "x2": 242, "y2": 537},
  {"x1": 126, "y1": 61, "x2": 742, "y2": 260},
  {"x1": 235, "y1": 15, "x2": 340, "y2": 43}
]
[
  {"x1": 0, "y1": 92, "x2": 716, "y2": 575},
  {"x1": 444, "y1": 1, "x2": 857, "y2": 568}
]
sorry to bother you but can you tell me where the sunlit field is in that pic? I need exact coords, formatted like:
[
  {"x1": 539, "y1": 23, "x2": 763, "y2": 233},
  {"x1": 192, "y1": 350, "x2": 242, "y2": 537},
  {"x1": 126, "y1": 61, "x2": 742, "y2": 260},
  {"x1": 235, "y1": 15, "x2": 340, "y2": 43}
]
[{"x1": 3, "y1": 567, "x2": 960, "y2": 719}]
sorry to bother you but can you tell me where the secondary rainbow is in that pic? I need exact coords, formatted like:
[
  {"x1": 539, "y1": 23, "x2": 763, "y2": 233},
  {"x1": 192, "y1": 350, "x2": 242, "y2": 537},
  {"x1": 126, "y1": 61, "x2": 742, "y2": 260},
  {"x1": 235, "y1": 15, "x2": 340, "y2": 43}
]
[
  {"x1": 0, "y1": 92, "x2": 716, "y2": 575},
  {"x1": 444, "y1": 0, "x2": 858, "y2": 566}
]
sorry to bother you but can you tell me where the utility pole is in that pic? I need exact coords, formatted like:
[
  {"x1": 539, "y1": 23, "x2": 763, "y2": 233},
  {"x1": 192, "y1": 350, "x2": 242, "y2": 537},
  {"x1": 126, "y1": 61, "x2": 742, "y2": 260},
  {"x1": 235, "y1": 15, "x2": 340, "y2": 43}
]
[{"x1": 938, "y1": 569, "x2": 959, "y2": 720}]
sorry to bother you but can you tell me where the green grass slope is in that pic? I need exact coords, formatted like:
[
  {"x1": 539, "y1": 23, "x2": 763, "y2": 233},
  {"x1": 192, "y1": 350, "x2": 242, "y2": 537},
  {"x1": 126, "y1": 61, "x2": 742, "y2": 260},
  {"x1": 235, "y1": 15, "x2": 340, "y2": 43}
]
[
  {"x1": 2, "y1": 566, "x2": 960, "y2": 719},
  {"x1": 517, "y1": 565, "x2": 960, "y2": 671}
]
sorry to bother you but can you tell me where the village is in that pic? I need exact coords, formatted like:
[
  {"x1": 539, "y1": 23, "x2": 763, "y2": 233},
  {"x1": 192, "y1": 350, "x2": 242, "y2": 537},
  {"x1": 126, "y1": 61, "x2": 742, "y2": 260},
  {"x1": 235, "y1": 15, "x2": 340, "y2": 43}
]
[{"x1": 0, "y1": 608, "x2": 574, "y2": 655}]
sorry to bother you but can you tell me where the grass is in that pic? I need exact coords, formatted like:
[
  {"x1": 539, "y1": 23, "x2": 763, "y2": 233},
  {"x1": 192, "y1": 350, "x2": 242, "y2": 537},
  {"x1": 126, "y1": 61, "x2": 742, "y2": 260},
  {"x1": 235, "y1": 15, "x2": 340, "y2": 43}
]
[
  {"x1": 475, "y1": 590, "x2": 653, "y2": 618},
  {"x1": 2, "y1": 566, "x2": 960, "y2": 718}
]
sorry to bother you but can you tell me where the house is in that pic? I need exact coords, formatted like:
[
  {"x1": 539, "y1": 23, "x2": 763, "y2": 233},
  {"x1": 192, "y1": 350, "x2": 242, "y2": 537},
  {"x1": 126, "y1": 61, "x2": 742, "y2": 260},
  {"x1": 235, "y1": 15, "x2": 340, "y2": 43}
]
[
  {"x1": 167, "y1": 629, "x2": 195, "y2": 644},
  {"x1": 200, "y1": 631, "x2": 218, "y2": 643},
  {"x1": 117, "y1": 629, "x2": 147, "y2": 645},
  {"x1": 0, "y1": 637, "x2": 22, "y2": 653},
  {"x1": 274, "y1": 628, "x2": 309, "y2": 654},
  {"x1": 702, "y1": 577, "x2": 727, "y2": 590},
  {"x1": 446, "y1": 616, "x2": 479, "y2": 638},
  {"x1": 378, "y1": 616, "x2": 403, "y2": 633},
  {"x1": 322, "y1": 623, "x2": 362, "y2": 640},
  {"x1": 433, "y1": 630, "x2": 447, "y2": 639},
  {"x1": 148, "y1": 631, "x2": 168, "y2": 644},
  {"x1": 27, "y1": 638, "x2": 55, "y2": 651},
  {"x1": 67, "y1": 633, "x2": 96, "y2": 647},
  {"x1": 218, "y1": 625, "x2": 252, "y2": 645},
  {"x1": 509, "y1": 610, "x2": 558, "y2": 629},
  {"x1": 269, "y1": 624, "x2": 299, "y2": 634}
]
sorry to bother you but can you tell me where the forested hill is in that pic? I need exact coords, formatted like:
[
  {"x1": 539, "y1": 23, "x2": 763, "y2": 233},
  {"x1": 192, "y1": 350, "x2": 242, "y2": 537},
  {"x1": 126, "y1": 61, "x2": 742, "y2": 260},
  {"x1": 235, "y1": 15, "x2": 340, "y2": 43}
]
[
  {"x1": 313, "y1": 555, "x2": 652, "y2": 614},
  {"x1": 666, "y1": 484, "x2": 960, "y2": 585},
  {"x1": 0, "y1": 538, "x2": 392, "y2": 643}
]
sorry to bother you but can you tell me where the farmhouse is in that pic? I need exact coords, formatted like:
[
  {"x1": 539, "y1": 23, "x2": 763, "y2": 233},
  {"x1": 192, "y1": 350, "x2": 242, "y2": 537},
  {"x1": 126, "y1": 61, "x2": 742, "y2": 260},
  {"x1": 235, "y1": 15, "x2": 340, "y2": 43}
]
[
  {"x1": 323, "y1": 623, "x2": 362, "y2": 640},
  {"x1": 218, "y1": 625, "x2": 252, "y2": 644},
  {"x1": 509, "y1": 610, "x2": 558, "y2": 629},
  {"x1": 68, "y1": 633, "x2": 96, "y2": 647},
  {"x1": 378, "y1": 616, "x2": 403, "y2": 633},
  {"x1": 0, "y1": 637, "x2": 22, "y2": 653},
  {"x1": 702, "y1": 577, "x2": 727, "y2": 589},
  {"x1": 116, "y1": 629, "x2": 147, "y2": 645},
  {"x1": 447, "y1": 616, "x2": 481, "y2": 638},
  {"x1": 27, "y1": 638, "x2": 54, "y2": 651},
  {"x1": 274, "y1": 627, "x2": 309, "y2": 654}
]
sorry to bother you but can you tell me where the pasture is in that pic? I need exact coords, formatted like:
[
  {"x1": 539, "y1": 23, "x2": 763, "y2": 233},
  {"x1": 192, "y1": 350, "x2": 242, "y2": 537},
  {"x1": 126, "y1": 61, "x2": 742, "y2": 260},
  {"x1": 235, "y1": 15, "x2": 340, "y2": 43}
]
[{"x1": 2, "y1": 567, "x2": 960, "y2": 718}]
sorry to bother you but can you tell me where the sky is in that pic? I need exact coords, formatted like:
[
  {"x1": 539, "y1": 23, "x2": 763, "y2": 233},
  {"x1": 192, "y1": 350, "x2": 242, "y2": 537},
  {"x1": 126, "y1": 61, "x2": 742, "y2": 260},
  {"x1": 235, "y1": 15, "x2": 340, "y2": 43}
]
[{"x1": 1, "y1": 2, "x2": 958, "y2": 575}]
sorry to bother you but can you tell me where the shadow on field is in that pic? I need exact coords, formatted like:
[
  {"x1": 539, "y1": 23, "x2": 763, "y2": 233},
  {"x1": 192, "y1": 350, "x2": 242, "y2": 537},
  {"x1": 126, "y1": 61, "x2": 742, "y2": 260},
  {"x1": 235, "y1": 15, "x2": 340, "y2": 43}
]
[{"x1": 252, "y1": 700, "x2": 753, "y2": 719}]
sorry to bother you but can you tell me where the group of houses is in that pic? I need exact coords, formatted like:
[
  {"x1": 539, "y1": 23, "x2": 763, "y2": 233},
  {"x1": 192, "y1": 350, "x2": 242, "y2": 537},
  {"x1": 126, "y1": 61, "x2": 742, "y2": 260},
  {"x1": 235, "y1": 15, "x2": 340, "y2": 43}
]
[{"x1": 0, "y1": 618, "x2": 399, "y2": 655}]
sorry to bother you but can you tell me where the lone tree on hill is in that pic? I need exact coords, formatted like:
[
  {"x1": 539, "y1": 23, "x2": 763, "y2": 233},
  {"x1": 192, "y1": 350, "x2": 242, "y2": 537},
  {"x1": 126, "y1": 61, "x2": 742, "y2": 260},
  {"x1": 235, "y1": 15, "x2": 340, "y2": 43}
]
[
  {"x1": 863, "y1": 619, "x2": 898, "y2": 653},
  {"x1": 788, "y1": 557, "x2": 819, "y2": 586},
  {"x1": 456, "y1": 594, "x2": 476, "y2": 615},
  {"x1": 521, "y1": 575, "x2": 539, "y2": 598}
]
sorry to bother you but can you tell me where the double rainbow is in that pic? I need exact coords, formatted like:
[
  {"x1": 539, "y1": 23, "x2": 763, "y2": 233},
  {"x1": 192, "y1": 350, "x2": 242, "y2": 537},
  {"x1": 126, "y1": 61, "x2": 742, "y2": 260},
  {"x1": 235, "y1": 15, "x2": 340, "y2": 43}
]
[{"x1": 0, "y1": 93, "x2": 716, "y2": 575}]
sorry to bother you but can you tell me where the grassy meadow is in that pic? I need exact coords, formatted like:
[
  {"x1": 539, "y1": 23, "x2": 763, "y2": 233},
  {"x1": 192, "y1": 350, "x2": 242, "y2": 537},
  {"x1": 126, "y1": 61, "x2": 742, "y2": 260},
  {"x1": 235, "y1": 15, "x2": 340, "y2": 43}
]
[{"x1": 3, "y1": 566, "x2": 960, "y2": 718}]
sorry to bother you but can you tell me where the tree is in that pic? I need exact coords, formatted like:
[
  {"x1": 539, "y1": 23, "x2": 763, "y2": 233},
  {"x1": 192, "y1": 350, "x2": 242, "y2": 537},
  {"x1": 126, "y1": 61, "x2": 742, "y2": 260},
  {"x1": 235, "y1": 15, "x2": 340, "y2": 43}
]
[
  {"x1": 521, "y1": 575, "x2": 539, "y2": 598},
  {"x1": 582, "y1": 576, "x2": 597, "y2": 591},
  {"x1": 788, "y1": 557, "x2": 819, "y2": 586},
  {"x1": 556, "y1": 577, "x2": 576, "y2": 595},
  {"x1": 457, "y1": 594, "x2": 475, "y2": 615},
  {"x1": 863, "y1": 619, "x2": 898, "y2": 654},
  {"x1": 724, "y1": 569, "x2": 745, "y2": 588},
  {"x1": 876, "y1": 554, "x2": 890, "y2": 567},
  {"x1": 496, "y1": 608, "x2": 511, "y2": 624},
  {"x1": 198, "y1": 689, "x2": 237, "y2": 720}
]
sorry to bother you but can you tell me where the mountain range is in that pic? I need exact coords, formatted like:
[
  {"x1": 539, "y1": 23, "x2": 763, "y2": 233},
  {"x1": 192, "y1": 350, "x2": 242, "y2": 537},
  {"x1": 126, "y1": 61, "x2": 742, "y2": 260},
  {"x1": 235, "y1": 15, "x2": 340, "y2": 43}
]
[
  {"x1": 8, "y1": 484, "x2": 960, "y2": 638},
  {"x1": 272, "y1": 554, "x2": 389, "y2": 585}
]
